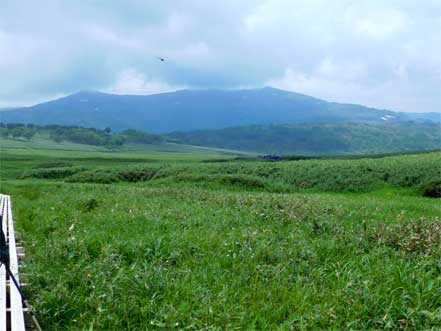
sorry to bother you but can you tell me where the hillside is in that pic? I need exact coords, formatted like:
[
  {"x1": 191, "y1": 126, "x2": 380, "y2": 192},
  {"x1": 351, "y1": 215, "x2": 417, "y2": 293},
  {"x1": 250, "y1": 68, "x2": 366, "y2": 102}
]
[
  {"x1": 406, "y1": 112, "x2": 441, "y2": 122},
  {"x1": 1, "y1": 87, "x2": 434, "y2": 133},
  {"x1": 169, "y1": 122, "x2": 441, "y2": 155}
]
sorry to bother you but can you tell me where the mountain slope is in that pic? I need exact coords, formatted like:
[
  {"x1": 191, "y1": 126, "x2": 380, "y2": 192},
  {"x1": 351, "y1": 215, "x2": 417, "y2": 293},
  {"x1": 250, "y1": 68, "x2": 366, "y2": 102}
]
[
  {"x1": 0, "y1": 87, "x2": 426, "y2": 133},
  {"x1": 406, "y1": 112, "x2": 441, "y2": 123},
  {"x1": 168, "y1": 122, "x2": 441, "y2": 155}
]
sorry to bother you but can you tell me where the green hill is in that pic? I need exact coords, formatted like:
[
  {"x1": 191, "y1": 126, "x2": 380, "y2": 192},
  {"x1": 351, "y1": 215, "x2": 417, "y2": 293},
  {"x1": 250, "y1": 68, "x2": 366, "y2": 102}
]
[{"x1": 169, "y1": 122, "x2": 441, "y2": 155}]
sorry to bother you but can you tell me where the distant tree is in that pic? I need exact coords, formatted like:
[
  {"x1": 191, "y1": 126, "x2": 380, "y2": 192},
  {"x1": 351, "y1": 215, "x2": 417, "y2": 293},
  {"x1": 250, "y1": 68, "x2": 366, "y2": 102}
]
[
  {"x1": 23, "y1": 128, "x2": 36, "y2": 141},
  {"x1": 53, "y1": 135, "x2": 63, "y2": 143},
  {"x1": 107, "y1": 135, "x2": 126, "y2": 147},
  {"x1": 49, "y1": 131, "x2": 64, "y2": 143},
  {"x1": 7, "y1": 123, "x2": 19, "y2": 129},
  {"x1": 11, "y1": 127, "x2": 25, "y2": 139},
  {"x1": 122, "y1": 129, "x2": 164, "y2": 144},
  {"x1": 1, "y1": 129, "x2": 9, "y2": 139},
  {"x1": 104, "y1": 127, "x2": 112, "y2": 134}
]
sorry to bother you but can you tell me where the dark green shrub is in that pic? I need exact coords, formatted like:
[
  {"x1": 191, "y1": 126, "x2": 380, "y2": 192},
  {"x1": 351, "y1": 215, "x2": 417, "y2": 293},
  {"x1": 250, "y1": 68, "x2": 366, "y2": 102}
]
[
  {"x1": 219, "y1": 175, "x2": 265, "y2": 188},
  {"x1": 117, "y1": 168, "x2": 161, "y2": 182},
  {"x1": 421, "y1": 181, "x2": 441, "y2": 198},
  {"x1": 21, "y1": 167, "x2": 86, "y2": 179},
  {"x1": 81, "y1": 198, "x2": 99, "y2": 212},
  {"x1": 67, "y1": 167, "x2": 167, "y2": 184},
  {"x1": 67, "y1": 170, "x2": 120, "y2": 184}
]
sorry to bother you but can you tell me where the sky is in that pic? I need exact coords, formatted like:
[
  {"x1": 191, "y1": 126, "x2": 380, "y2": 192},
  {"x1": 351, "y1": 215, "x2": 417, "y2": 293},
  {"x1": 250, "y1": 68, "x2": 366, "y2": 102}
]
[{"x1": 0, "y1": 0, "x2": 440, "y2": 112}]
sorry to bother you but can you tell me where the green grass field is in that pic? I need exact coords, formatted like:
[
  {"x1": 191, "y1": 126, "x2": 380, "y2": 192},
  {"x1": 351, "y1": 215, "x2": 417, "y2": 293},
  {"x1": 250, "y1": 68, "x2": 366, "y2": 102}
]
[
  {"x1": 0, "y1": 133, "x2": 250, "y2": 156},
  {"x1": 0, "y1": 144, "x2": 440, "y2": 330}
]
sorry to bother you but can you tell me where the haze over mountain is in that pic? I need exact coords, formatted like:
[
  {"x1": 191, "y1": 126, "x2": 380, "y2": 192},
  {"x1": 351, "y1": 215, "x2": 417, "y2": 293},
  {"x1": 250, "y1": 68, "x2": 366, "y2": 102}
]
[{"x1": 1, "y1": 87, "x2": 438, "y2": 133}]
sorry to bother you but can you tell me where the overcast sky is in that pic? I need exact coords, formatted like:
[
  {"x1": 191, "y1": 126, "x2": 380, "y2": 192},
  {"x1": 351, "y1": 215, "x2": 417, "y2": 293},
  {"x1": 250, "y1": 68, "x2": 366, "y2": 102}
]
[{"x1": 1, "y1": 0, "x2": 440, "y2": 112}]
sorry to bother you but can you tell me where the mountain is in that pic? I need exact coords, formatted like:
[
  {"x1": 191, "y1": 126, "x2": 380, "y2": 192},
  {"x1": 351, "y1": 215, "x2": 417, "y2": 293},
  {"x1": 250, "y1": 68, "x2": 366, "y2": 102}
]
[
  {"x1": 168, "y1": 122, "x2": 441, "y2": 155},
  {"x1": 406, "y1": 112, "x2": 441, "y2": 123},
  {"x1": 1, "y1": 87, "x2": 434, "y2": 133}
]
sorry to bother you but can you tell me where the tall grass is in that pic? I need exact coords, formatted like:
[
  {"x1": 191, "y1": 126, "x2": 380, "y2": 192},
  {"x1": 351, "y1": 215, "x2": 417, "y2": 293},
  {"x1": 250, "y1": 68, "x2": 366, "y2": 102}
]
[
  {"x1": 20, "y1": 151, "x2": 441, "y2": 193},
  {"x1": 0, "y1": 149, "x2": 440, "y2": 330}
]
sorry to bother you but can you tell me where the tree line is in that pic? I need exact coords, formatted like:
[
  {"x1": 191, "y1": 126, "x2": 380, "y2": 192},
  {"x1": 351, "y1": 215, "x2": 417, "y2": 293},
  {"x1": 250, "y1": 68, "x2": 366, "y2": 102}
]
[{"x1": 0, "y1": 123, "x2": 172, "y2": 147}]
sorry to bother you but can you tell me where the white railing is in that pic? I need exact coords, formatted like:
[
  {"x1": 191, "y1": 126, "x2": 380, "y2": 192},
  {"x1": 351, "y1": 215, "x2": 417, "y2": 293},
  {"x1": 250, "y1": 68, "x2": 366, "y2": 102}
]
[{"x1": 0, "y1": 194, "x2": 26, "y2": 331}]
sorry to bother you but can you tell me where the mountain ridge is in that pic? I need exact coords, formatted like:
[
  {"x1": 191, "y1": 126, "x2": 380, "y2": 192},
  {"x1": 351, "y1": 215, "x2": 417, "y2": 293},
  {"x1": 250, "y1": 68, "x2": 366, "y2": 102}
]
[{"x1": 0, "y1": 87, "x2": 438, "y2": 132}]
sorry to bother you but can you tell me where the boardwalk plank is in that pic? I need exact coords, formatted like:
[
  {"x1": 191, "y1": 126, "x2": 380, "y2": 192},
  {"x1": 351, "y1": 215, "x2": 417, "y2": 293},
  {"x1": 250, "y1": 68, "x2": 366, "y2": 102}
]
[
  {"x1": 0, "y1": 195, "x2": 6, "y2": 331},
  {"x1": 6, "y1": 196, "x2": 26, "y2": 331}
]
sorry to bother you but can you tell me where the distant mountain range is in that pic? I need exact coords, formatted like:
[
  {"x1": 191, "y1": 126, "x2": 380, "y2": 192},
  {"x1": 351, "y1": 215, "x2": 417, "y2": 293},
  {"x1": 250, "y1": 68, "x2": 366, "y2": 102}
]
[
  {"x1": 169, "y1": 122, "x2": 441, "y2": 155},
  {"x1": 1, "y1": 87, "x2": 439, "y2": 133}
]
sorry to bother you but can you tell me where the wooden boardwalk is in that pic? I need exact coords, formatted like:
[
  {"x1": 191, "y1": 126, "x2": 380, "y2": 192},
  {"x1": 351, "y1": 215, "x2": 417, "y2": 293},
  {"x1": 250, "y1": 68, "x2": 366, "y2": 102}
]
[{"x1": 0, "y1": 194, "x2": 32, "y2": 331}]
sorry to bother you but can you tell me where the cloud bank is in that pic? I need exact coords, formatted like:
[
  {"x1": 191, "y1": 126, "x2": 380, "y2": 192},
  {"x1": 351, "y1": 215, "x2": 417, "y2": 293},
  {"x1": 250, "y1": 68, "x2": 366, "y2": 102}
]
[{"x1": 0, "y1": 0, "x2": 440, "y2": 112}]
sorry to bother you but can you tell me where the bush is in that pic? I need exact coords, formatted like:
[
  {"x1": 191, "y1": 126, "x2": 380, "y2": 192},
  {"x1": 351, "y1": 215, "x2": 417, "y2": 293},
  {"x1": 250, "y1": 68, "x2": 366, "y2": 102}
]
[
  {"x1": 67, "y1": 167, "x2": 167, "y2": 184},
  {"x1": 118, "y1": 168, "x2": 162, "y2": 182},
  {"x1": 421, "y1": 181, "x2": 441, "y2": 198},
  {"x1": 81, "y1": 198, "x2": 99, "y2": 212},
  {"x1": 67, "y1": 170, "x2": 120, "y2": 184},
  {"x1": 376, "y1": 218, "x2": 441, "y2": 255},
  {"x1": 21, "y1": 167, "x2": 86, "y2": 179},
  {"x1": 219, "y1": 175, "x2": 265, "y2": 188}
]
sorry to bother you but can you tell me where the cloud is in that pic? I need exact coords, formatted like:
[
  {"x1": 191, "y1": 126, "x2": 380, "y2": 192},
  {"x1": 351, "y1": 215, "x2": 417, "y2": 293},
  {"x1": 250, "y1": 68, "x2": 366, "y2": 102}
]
[
  {"x1": 0, "y1": 0, "x2": 440, "y2": 112},
  {"x1": 267, "y1": 67, "x2": 396, "y2": 110},
  {"x1": 346, "y1": 6, "x2": 410, "y2": 40},
  {"x1": 104, "y1": 68, "x2": 183, "y2": 95}
]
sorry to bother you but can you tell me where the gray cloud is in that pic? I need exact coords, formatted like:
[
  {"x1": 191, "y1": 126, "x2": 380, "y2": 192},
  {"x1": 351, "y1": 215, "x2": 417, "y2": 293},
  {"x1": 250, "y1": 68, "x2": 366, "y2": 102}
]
[{"x1": 0, "y1": 0, "x2": 440, "y2": 112}]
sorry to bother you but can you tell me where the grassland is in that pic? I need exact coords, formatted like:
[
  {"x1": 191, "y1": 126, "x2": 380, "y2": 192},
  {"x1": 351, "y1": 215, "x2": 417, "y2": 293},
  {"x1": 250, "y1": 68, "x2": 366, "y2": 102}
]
[
  {"x1": 0, "y1": 133, "x2": 249, "y2": 155},
  {"x1": 0, "y1": 145, "x2": 440, "y2": 330}
]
